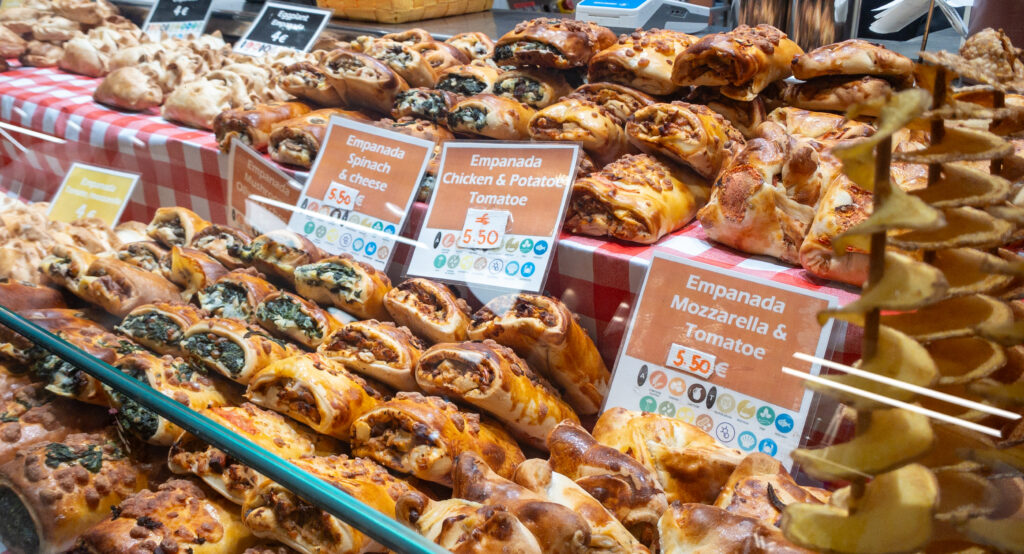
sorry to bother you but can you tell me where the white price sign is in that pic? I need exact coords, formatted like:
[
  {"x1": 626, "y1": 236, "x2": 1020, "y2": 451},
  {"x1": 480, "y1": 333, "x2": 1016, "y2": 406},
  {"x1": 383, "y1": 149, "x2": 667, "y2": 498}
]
[
  {"x1": 666, "y1": 342, "x2": 716, "y2": 379},
  {"x1": 325, "y1": 181, "x2": 360, "y2": 211},
  {"x1": 458, "y1": 208, "x2": 509, "y2": 250}
]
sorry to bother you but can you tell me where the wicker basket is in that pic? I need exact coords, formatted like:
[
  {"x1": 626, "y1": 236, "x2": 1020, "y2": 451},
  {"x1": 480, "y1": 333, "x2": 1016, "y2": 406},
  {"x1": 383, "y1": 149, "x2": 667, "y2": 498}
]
[{"x1": 318, "y1": 0, "x2": 493, "y2": 24}]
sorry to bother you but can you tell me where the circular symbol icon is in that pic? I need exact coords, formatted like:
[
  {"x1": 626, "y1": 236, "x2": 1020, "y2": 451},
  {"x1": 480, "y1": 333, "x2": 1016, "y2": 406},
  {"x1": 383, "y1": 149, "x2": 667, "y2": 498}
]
[
  {"x1": 442, "y1": 234, "x2": 456, "y2": 248},
  {"x1": 775, "y1": 413, "x2": 795, "y2": 434},
  {"x1": 376, "y1": 245, "x2": 389, "y2": 260},
  {"x1": 384, "y1": 224, "x2": 396, "y2": 234},
  {"x1": 319, "y1": 205, "x2": 332, "y2": 216},
  {"x1": 505, "y1": 261, "x2": 520, "y2": 276},
  {"x1": 533, "y1": 240, "x2": 548, "y2": 256},
  {"x1": 308, "y1": 201, "x2": 320, "y2": 213},
  {"x1": 433, "y1": 232, "x2": 442, "y2": 248},
  {"x1": 447, "y1": 255, "x2": 460, "y2": 269},
  {"x1": 331, "y1": 208, "x2": 343, "y2": 220},
  {"x1": 364, "y1": 242, "x2": 378, "y2": 256},
  {"x1": 636, "y1": 365, "x2": 648, "y2": 387},
  {"x1": 372, "y1": 221, "x2": 384, "y2": 231},
  {"x1": 326, "y1": 228, "x2": 339, "y2": 243},
  {"x1": 695, "y1": 414, "x2": 714, "y2": 433},
  {"x1": 737, "y1": 400, "x2": 756, "y2": 420},
  {"x1": 687, "y1": 383, "x2": 706, "y2": 404},
  {"x1": 756, "y1": 405, "x2": 776, "y2": 426},
  {"x1": 521, "y1": 262, "x2": 536, "y2": 278},
  {"x1": 715, "y1": 422, "x2": 736, "y2": 443},
  {"x1": 668, "y1": 377, "x2": 686, "y2": 396},
  {"x1": 519, "y1": 238, "x2": 534, "y2": 254},
  {"x1": 459, "y1": 256, "x2": 473, "y2": 270},
  {"x1": 638, "y1": 396, "x2": 657, "y2": 413},
  {"x1": 315, "y1": 225, "x2": 326, "y2": 239},
  {"x1": 352, "y1": 238, "x2": 365, "y2": 252},
  {"x1": 657, "y1": 401, "x2": 676, "y2": 417},
  {"x1": 737, "y1": 431, "x2": 757, "y2": 452},
  {"x1": 474, "y1": 257, "x2": 488, "y2": 271},
  {"x1": 505, "y1": 238, "x2": 520, "y2": 253},
  {"x1": 649, "y1": 371, "x2": 667, "y2": 390},
  {"x1": 758, "y1": 438, "x2": 778, "y2": 456},
  {"x1": 340, "y1": 234, "x2": 353, "y2": 248},
  {"x1": 489, "y1": 259, "x2": 504, "y2": 274},
  {"x1": 717, "y1": 394, "x2": 736, "y2": 414},
  {"x1": 675, "y1": 406, "x2": 695, "y2": 423},
  {"x1": 303, "y1": 221, "x2": 315, "y2": 234},
  {"x1": 705, "y1": 386, "x2": 718, "y2": 410},
  {"x1": 433, "y1": 254, "x2": 446, "y2": 268}
]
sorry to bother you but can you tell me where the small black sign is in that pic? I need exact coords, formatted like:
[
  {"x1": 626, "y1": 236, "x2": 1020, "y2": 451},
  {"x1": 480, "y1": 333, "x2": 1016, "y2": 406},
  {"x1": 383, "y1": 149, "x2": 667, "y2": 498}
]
[
  {"x1": 235, "y1": 2, "x2": 333, "y2": 56},
  {"x1": 146, "y1": 0, "x2": 212, "y2": 23}
]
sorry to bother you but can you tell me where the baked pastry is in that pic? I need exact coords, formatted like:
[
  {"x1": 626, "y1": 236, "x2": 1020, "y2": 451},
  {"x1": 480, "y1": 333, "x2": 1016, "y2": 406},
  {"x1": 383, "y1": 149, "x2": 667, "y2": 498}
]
[
  {"x1": 714, "y1": 453, "x2": 823, "y2": 526},
  {"x1": 566, "y1": 153, "x2": 700, "y2": 244},
  {"x1": 0, "y1": 385, "x2": 109, "y2": 466},
  {"x1": 588, "y1": 28, "x2": 697, "y2": 96},
  {"x1": 781, "y1": 76, "x2": 895, "y2": 117},
  {"x1": 392, "y1": 87, "x2": 459, "y2": 124},
  {"x1": 415, "y1": 340, "x2": 579, "y2": 450},
  {"x1": 116, "y1": 301, "x2": 207, "y2": 357},
  {"x1": 494, "y1": 17, "x2": 616, "y2": 69},
  {"x1": 181, "y1": 318, "x2": 297, "y2": 385},
  {"x1": 396, "y1": 493, "x2": 543, "y2": 553},
  {"x1": 671, "y1": 24, "x2": 803, "y2": 101},
  {"x1": 53, "y1": 0, "x2": 118, "y2": 25},
  {"x1": 76, "y1": 257, "x2": 182, "y2": 317},
  {"x1": 213, "y1": 102, "x2": 312, "y2": 154},
  {"x1": 659, "y1": 503, "x2": 813, "y2": 553},
  {"x1": 468, "y1": 293, "x2": 610, "y2": 416},
  {"x1": 268, "y1": 108, "x2": 370, "y2": 169},
  {"x1": 362, "y1": 37, "x2": 438, "y2": 88},
  {"x1": 0, "y1": 8, "x2": 40, "y2": 36},
  {"x1": 163, "y1": 246, "x2": 227, "y2": 301},
  {"x1": 294, "y1": 255, "x2": 392, "y2": 320},
  {"x1": 162, "y1": 71, "x2": 251, "y2": 130},
  {"x1": 39, "y1": 244, "x2": 96, "y2": 295},
  {"x1": 411, "y1": 40, "x2": 470, "y2": 73},
  {"x1": 147, "y1": 206, "x2": 211, "y2": 248},
  {"x1": 493, "y1": 68, "x2": 573, "y2": 109},
  {"x1": 382, "y1": 28, "x2": 434, "y2": 45},
  {"x1": 765, "y1": 106, "x2": 874, "y2": 141},
  {"x1": 687, "y1": 87, "x2": 769, "y2": 140},
  {"x1": 115, "y1": 241, "x2": 167, "y2": 273},
  {"x1": 383, "y1": 278, "x2": 472, "y2": 344},
  {"x1": 246, "y1": 353, "x2": 383, "y2": 440},
  {"x1": 350, "y1": 392, "x2": 524, "y2": 486},
  {"x1": 625, "y1": 101, "x2": 745, "y2": 180},
  {"x1": 20, "y1": 40, "x2": 64, "y2": 67},
  {"x1": 318, "y1": 320, "x2": 426, "y2": 391},
  {"x1": 446, "y1": 32, "x2": 495, "y2": 60},
  {"x1": 92, "y1": 65, "x2": 162, "y2": 111},
  {"x1": 31, "y1": 15, "x2": 80, "y2": 42},
  {"x1": 0, "y1": 309, "x2": 100, "y2": 365},
  {"x1": 435, "y1": 62, "x2": 503, "y2": 97},
  {"x1": 280, "y1": 61, "x2": 343, "y2": 107},
  {"x1": 791, "y1": 39, "x2": 914, "y2": 81},
  {"x1": 448, "y1": 94, "x2": 535, "y2": 140},
  {"x1": 30, "y1": 323, "x2": 139, "y2": 405},
  {"x1": 0, "y1": 25, "x2": 27, "y2": 58},
  {"x1": 960, "y1": 27, "x2": 1024, "y2": 86},
  {"x1": 190, "y1": 224, "x2": 252, "y2": 270},
  {"x1": 566, "y1": 82, "x2": 655, "y2": 124},
  {"x1": 197, "y1": 269, "x2": 279, "y2": 322},
  {"x1": 0, "y1": 280, "x2": 66, "y2": 312},
  {"x1": 798, "y1": 172, "x2": 873, "y2": 285},
  {"x1": 254, "y1": 290, "x2": 341, "y2": 349},
  {"x1": 323, "y1": 49, "x2": 408, "y2": 114},
  {"x1": 244, "y1": 229, "x2": 323, "y2": 287},
  {"x1": 528, "y1": 98, "x2": 629, "y2": 166},
  {"x1": 374, "y1": 115, "x2": 454, "y2": 144}
]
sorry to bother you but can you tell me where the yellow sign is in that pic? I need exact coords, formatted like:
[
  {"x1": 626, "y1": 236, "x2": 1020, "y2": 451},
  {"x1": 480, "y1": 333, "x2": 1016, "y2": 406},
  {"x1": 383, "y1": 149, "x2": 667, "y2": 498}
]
[{"x1": 48, "y1": 163, "x2": 139, "y2": 226}]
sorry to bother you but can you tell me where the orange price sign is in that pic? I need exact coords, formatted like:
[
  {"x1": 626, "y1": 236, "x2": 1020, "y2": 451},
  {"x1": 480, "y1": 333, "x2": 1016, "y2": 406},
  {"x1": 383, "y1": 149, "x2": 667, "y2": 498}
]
[
  {"x1": 457, "y1": 208, "x2": 509, "y2": 250},
  {"x1": 666, "y1": 343, "x2": 716, "y2": 379}
]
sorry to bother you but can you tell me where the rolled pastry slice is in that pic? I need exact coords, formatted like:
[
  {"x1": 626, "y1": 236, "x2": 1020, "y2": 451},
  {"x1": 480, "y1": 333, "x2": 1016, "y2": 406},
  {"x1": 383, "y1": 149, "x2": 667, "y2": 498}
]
[
  {"x1": 391, "y1": 87, "x2": 459, "y2": 124},
  {"x1": 566, "y1": 82, "x2": 655, "y2": 124},
  {"x1": 213, "y1": 101, "x2": 312, "y2": 153},
  {"x1": 268, "y1": 108, "x2": 360, "y2": 168},
  {"x1": 375, "y1": 116, "x2": 454, "y2": 145},
  {"x1": 242, "y1": 455, "x2": 417, "y2": 554},
  {"x1": 116, "y1": 240, "x2": 168, "y2": 273},
  {"x1": 318, "y1": 320, "x2": 426, "y2": 391},
  {"x1": 494, "y1": 17, "x2": 616, "y2": 69},
  {"x1": 75, "y1": 257, "x2": 182, "y2": 317},
  {"x1": 791, "y1": 39, "x2": 914, "y2": 81},
  {"x1": 197, "y1": 269, "x2": 279, "y2": 322},
  {"x1": 626, "y1": 101, "x2": 745, "y2": 180},
  {"x1": 493, "y1": 68, "x2": 573, "y2": 109},
  {"x1": 565, "y1": 153, "x2": 700, "y2": 244},
  {"x1": 798, "y1": 172, "x2": 873, "y2": 286},
  {"x1": 410, "y1": 40, "x2": 470, "y2": 73},
  {"x1": 246, "y1": 353, "x2": 383, "y2": 440},
  {"x1": 780, "y1": 76, "x2": 896, "y2": 117},
  {"x1": 323, "y1": 49, "x2": 408, "y2": 114},
  {"x1": 0, "y1": 281, "x2": 65, "y2": 312},
  {"x1": 190, "y1": 224, "x2": 253, "y2": 270},
  {"x1": 435, "y1": 63, "x2": 502, "y2": 97},
  {"x1": 147, "y1": 206, "x2": 212, "y2": 248},
  {"x1": 415, "y1": 340, "x2": 579, "y2": 450},
  {"x1": 0, "y1": 430, "x2": 153, "y2": 554},
  {"x1": 468, "y1": 293, "x2": 610, "y2": 416},
  {"x1": 71, "y1": 479, "x2": 260, "y2": 554},
  {"x1": 244, "y1": 229, "x2": 323, "y2": 288},
  {"x1": 446, "y1": 32, "x2": 495, "y2": 60},
  {"x1": 0, "y1": 385, "x2": 110, "y2": 466},
  {"x1": 293, "y1": 255, "x2": 392, "y2": 320},
  {"x1": 382, "y1": 28, "x2": 434, "y2": 45},
  {"x1": 687, "y1": 87, "x2": 768, "y2": 140},
  {"x1": 588, "y1": 28, "x2": 697, "y2": 96},
  {"x1": 92, "y1": 65, "x2": 163, "y2": 111},
  {"x1": 280, "y1": 61, "x2": 343, "y2": 106},
  {"x1": 395, "y1": 493, "x2": 543, "y2": 554},
  {"x1": 39, "y1": 244, "x2": 96, "y2": 294},
  {"x1": 0, "y1": 309, "x2": 100, "y2": 365},
  {"x1": 713, "y1": 453, "x2": 823, "y2": 526},
  {"x1": 32, "y1": 326, "x2": 142, "y2": 406},
  {"x1": 383, "y1": 278, "x2": 472, "y2": 344},
  {"x1": 181, "y1": 318, "x2": 298, "y2": 385},
  {"x1": 363, "y1": 38, "x2": 438, "y2": 88},
  {"x1": 254, "y1": 290, "x2": 341, "y2": 349},
  {"x1": 163, "y1": 246, "x2": 228, "y2": 301},
  {"x1": 765, "y1": 106, "x2": 874, "y2": 141},
  {"x1": 116, "y1": 302, "x2": 207, "y2": 357},
  {"x1": 350, "y1": 392, "x2": 525, "y2": 486},
  {"x1": 107, "y1": 352, "x2": 231, "y2": 446},
  {"x1": 447, "y1": 94, "x2": 535, "y2": 140},
  {"x1": 168, "y1": 403, "x2": 337, "y2": 505},
  {"x1": 528, "y1": 98, "x2": 629, "y2": 166},
  {"x1": 659, "y1": 503, "x2": 813, "y2": 553}
]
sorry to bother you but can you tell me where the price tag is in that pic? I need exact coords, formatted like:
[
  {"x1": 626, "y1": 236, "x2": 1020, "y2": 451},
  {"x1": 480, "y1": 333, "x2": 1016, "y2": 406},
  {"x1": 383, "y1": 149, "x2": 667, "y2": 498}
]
[
  {"x1": 234, "y1": 2, "x2": 333, "y2": 57},
  {"x1": 227, "y1": 141, "x2": 303, "y2": 236},
  {"x1": 142, "y1": 0, "x2": 213, "y2": 39},
  {"x1": 48, "y1": 163, "x2": 139, "y2": 226},
  {"x1": 458, "y1": 209, "x2": 509, "y2": 250},
  {"x1": 325, "y1": 181, "x2": 360, "y2": 212},
  {"x1": 666, "y1": 343, "x2": 716, "y2": 379}
]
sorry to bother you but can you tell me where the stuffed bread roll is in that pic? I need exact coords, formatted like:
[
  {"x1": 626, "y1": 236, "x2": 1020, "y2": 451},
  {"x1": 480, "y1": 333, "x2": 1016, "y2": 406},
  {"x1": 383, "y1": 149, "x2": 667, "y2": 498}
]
[
  {"x1": 116, "y1": 301, "x2": 207, "y2": 357},
  {"x1": 493, "y1": 68, "x2": 573, "y2": 109},
  {"x1": 528, "y1": 98, "x2": 629, "y2": 166},
  {"x1": 392, "y1": 87, "x2": 459, "y2": 124},
  {"x1": 435, "y1": 63, "x2": 503, "y2": 97},
  {"x1": 446, "y1": 32, "x2": 495, "y2": 61},
  {"x1": 687, "y1": 87, "x2": 768, "y2": 140},
  {"x1": 0, "y1": 280, "x2": 66, "y2": 312},
  {"x1": 448, "y1": 94, "x2": 535, "y2": 140},
  {"x1": 246, "y1": 354, "x2": 383, "y2": 440},
  {"x1": 382, "y1": 28, "x2": 434, "y2": 45},
  {"x1": 396, "y1": 493, "x2": 543, "y2": 554},
  {"x1": 659, "y1": 503, "x2": 811, "y2": 553},
  {"x1": 163, "y1": 246, "x2": 227, "y2": 301},
  {"x1": 779, "y1": 76, "x2": 895, "y2": 117},
  {"x1": 798, "y1": 172, "x2": 873, "y2": 286},
  {"x1": 0, "y1": 385, "x2": 110, "y2": 467},
  {"x1": 588, "y1": 29, "x2": 697, "y2": 96},
  {"x1": 494, "y1": 18, "x2": 616, "y2": 69},
  {"x1": 411, "y1": 40, "x2": 470, "y2": 73},
  {"x1": 323, "y1": 49, "x2": 408, "y2": 114},
  {"x1": 765, "y1": 106, "x2": 874, "y2": 141},
  {"x1": 147, "y1": 206, "x2": 211, "y2": 248},
  {"x1": 0, "y1": 309, "x2": 97, "y2": 365},
  {"x1": 469, "y1": 293, "x2": 610, "y2": 416},
  {"x1": 168, "y1": 403, "x2": 337, "y2": 505},
  {"x1": 92, "y1": 65, "x2": 163, "y2": 111},
  {"x1": 255, "y1": 291, "x2": 341, "y2": 349},
  {"x1": 350, "y1": 392, "x2": 525, "y2": 486},
  {"x1": 713, "y1": 453, "x2": 823, "y2": 526},
  {"x1": 107, "y1": 352, "x2": 231, "y2": 446},
  {"x1": 280, "y1": 61, "x2": 343, "y2": 106},
  {"x1": 268, "y1": 108, "x2": 368, "y2": 169},
  {"x1": 214, "y1": 101, "x2": 312, "y2": 154},
  {"x1": 197, "y1": 269, "x2": 279, "y2": 322},
  {"x1": 566, "y1": 82, "x2": 655, "y2": 125},
  {"x1": 565, "y1": 153, "x2": 700, "y2": 244},
  {"x1": 294, "y1": 255, "x2": 391, "y2": 320},
  {"x1": 363, "y1": 38, "x2": 438, "y2": 88},
  {"x1": 383, "y1": 278, "x2": 472, "y2": 344},
  {"x1": 116, "y1": 241, "x2": 167, "y2": 273},
  {"x1": 181, "y1": 318, "x2": 297, "y2": 385},
  {"x1": 75, "y1": 257, "x2": 182, "y2": 317},
  {"x1": 190, "y1": 224, "x2": 252, "y2": 270},
  {"x1": 244, "y1": 229, "x2": 323, "y2": 288},
  {"x1": 32, "y1": 325, "x2": 142, "y2": 406},
  {"x1": 318, "y1": 320, "x2": 426, "y2": 391},
  {"x1": 375, "y1": 116, "x2": 454, "y2": 145},
  {"x1": 242, "y1": 455, "x2": 417, "y2": 554},
  {"x1": 39, "y1": 244, "x2": 96, "y2": 294},
  {"x1": 415, "y1": 340, "x2": 579, "y2": 450},
  {"x1": 626, "y1": 101, "x2": 745, "y2": 180}
]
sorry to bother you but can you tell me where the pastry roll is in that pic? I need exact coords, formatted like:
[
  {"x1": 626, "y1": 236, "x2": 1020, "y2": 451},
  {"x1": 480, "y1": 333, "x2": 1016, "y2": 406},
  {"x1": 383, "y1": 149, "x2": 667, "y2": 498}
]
[
  {"x1": 116, "y1": 301, "x2": 207, "y2": 357},
  {"x1": 687, "y1": 87, "x2": 768, "y2": 140},
  {"x1": 318, "y1": 320, "x2": 426, "y2": 391},
  {"x1": 39, "y1": 244, "x2": 96, "y2": 294},
  {"x1": 493, "y1": 68, "x2": 573, "y2": 109},
  {"x1": 268, "y1": 108, "x2": 368, "y2": 168},
  {"x1": 625, "y1": 101, "x2": 745, "y2": 180},
  {"x1": 161, "y1": 71, "x2": 251, "y2": 130},
  {"x1": 213, "y1": 101, "x2": 312, "y2": 153},
  {"x1": 416, "y1": 340, "x2": 579, "y2": 450},
  {"x1": 0, "y1": 280, "x2": 66, "y2": 312},
  {"x1": 255, "y1": 290, "x2": 341, "y2": 349},
  {"x1": 494, "y1": 18, "x2": 616, "y2": 69},
  {"x1": 75, "y1": 257, "x2": 182, "y2": 317},
  {"x1": 799, "y1": 173, "x2": 873, "y2": 286},
  {"x1": 107, "y1": 352, "x2": 231, "y2": 445},
  {"x1": 766, "y1": 106, "x2": 874, "y2": 141},
  {"x1": 92, "y1": 65, "x2": 163, "y2": 111},
  {"x1": 53, "y1": 0, "x2": 118, "y2": 25},
  {"x1": 363, "y1": 38, "x2": 437, "y2": 88},
  {"x1": 411, "y1": 40, "x2": 470, "y2": 73},
  {"x1": 31, "y1": 325, "x2": 140, "y2": 406},
  {"x1": 468, "y1": 293, "x2": 610, "y2": 416},
  {"x1": 659, "y1": 503, "x2": 813, "y2": 553},
  {"x1": 350, "y1": 392, "x2": 525, "y2": 486},
  {"x1": 294, "y1": 255, "x2": 391, "y2": 320},
  {"x1": 0, "y1": 309, "x2": 98, "y2": 365},
  {"x1": 566, "y1": 82, "x2": 655, "y2": 125},
  {"x1": 0, "y1": 430, "x2": 152, "y2": 554},
  {"x1": 446, "y1": 32, "x2": 495, "y2": 60},
  {"x1": 20, "y1": 40, "x2": 65, "y2": 68},
  {"x1": 71, "y1": 479, "x2": 259, "y2": 554},
  {"x1": 31, "y1": 15, "x2": 80, "y2": 43},
  {"x1": 392, "y1": 87, "x2": 459, "y2": 124},
  {"x1": 396, "y1": 494, "x2": 543, "y2": 554},
  {"x1": 323, "y1": 49, "x2": 408, "y2": 114},
  {"x1": 116, "y1": 241, "x2": 167, "y2": 273},
  {"x1": 528, "y1": 97, "x2": 629, "y2": 166},
  {"x1": 242, "y1": 455, "x2": 417, "y2": 554},
  {"x1": 375, "y1": 116, "x2": 454, "y2": 144},
  {"x1": 168, "y1": 403, "x2": 337, "y2": 505},
  {"x1": 190, "y1": 224, "x2": 252, "y2": 270},
  {"x1": 791, "y1": 39, "x2": 914, "y2": 81},
  {"x1": 435, "y1": 62, "x2": 502, "y2": 97},
  {"x1": 0, "y1": 385, "x2": 109, "y2": 466},
  {"x1": 383, "y1": 278, "x2": 472, "y2": 344},
  {"x1": 163, "y1": 246, "x2": 228, "y2": 301},
  {"x1": 280, "y1": 61, "x2": 343, "y2": 107},
  {"x1": 382, "y1": 28, "x2": 434, "y2": 45},
  {"x1": 246, "y1": 354, "x2": 383, "y2": 440},
  {"x1": 197, "y1": 269, "x2": 279, "y2": 322},
  {"x1": 147, "y1": 206, "x2": 211, "y2": 248},
  {"x1": 181, "y1": 318, "x2": 297, "y2": 385},
  {"x1": 448, "y1": 94, "x2": 535, "y2": 140},
  {"x1": 244, "y1": 229, "x2": 323, "y2": 287},
  {"x1": 671, "y1": 24, "x2": 803, "y2": 101},
  {"x1": 588, "y1": 29, "x2": 697, "y2": 96},
  {"x1": 780, "y1": 76, "x2": 896, "y2": 117},
  {"x1": 713, "y1": 453, "x2": 823, "y2": 526},
  {"x1": 565, "y1": 153, "x2": 700, "y2": 244}
]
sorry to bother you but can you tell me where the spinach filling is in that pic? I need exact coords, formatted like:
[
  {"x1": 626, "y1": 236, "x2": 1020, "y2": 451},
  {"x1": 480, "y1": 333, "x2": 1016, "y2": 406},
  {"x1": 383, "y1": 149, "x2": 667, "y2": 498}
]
[
  {"x1": 198, "y1": 283, "x2": 251, "y2": 320},
  {"x1": 437, "y1": 75, "x2": 487, "y2": 96},
  {"x1": 111, "y1": 365, "x2": 160, "y2": 440},
  {"x1": 117, "y1": 313, "x2": 183, "y2": 346},
  {"x1": 30, "y1": 354, "x2": 85, "y2": 396},
  {"x1": 448, "y1": 107, "x2": 488, "y2": 131},
  {"x1": 298, "y1": 263, "x2": 362, "y2": 300},
  {"x1": 0, "y1": 487, "x2": 38, "y2": 553},
  {"x1": 396, "y1": 90, "x2": 447, "y2": 122},
  {"x1": 495, "y1": 77, "x2": 544, "y2": 104},
  {"x1": 183, "y1": 334, "x2": 246, "y2": 375},
  {"x1": 44, "y1": 440, "x2": 122, "y2": 473},
  {"x1": 494, "y1": 41, "x2": 560, "y2": 61},
  {"x1": 257, "y1": 297, "x2": 321, "y2": 339}
]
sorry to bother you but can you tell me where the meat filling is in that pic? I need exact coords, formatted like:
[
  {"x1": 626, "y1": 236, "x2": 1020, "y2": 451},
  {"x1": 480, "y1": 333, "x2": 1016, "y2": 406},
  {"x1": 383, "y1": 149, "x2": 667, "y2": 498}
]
[
  {"x1": 324, "y1": 329, "x2": 398, "y2": 364},
  {"x1": 119, "y1": 245, "x2": 162, "y2": 272},
  {"x1": 494, "y1": 41, "x2": 564, "y2": 63},
  {"x1": 256, "y1": 378, "x2": 321, "y2": 425},
  {"x1": 420, "y1": 357, "x2": 490, "y2": 394},
  {"x1": 365, "y1": 414, "x2": 441, "y2": 472},
  {"x1": 154, "y1": 215, "x2": 186, "y2": 246},
  {"x1": 395, "y1": 282, "x2": 448, "y2": 322}
]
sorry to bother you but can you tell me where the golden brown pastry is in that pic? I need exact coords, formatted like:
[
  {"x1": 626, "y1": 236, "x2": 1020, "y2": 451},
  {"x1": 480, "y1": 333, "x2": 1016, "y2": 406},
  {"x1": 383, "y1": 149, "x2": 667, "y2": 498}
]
[
  {"x1": 765, "y1": 106, "x2": 874, "y2": 141},
  {"x1": 214, "y1": 102, "x2": 312, "y2": 154},
  {"x1": 0, "y1": 25, "x2": 28, "y2": 58},
  {"x1": 350, "y1": 392, "x2": 524, "y2": 486},
  {"x1": 0, "y1": 8, "x2": 40, "y2": 36},
  {"x1": 362, "y1": 37, "x2": 438, "y2": 88},
  {"x1": 382, "y1": 28, "x2": 434, "y2": 45},
  {"x1": 625, "y1": 101, "x2": 745, "y2": 180},
  {"x1": 116, "y1": 301, "x2": 207, "y2": 357},
  {"x1": 254, "y1": 290, "x2": 341, "y2": 349},
  {"x1": 468, "y1": 293, "x2": 610, "y2": 416},
  {"x1": 190, "y1": 224, "x2": 252, "y2": 270},
  {"x1": 0, "y1": 309, "x2": 99, "y2": 365},
  {"x1": 244, "y1": 229, "x2": 323, "y2": 288},
  {"x1": 588, "y1": 28, "x2": 697, "y2": 96},
  {"x1": 323, "y1": 49, "x2": 408, "y2": 114},
  {"x1": 528, "y1": 97, "x2": 629, "y2": 166},
  {"x1": 161, "y1": 71, "x2": 251, "y2": 130},
  {"x1": 280, "y1": 60, "x2": 343, "y2": 107},
  {"x1": 798, "y1": 172, "x2": 873, "y2": 286},
  {"x1": 0, "y1": 384, "x2": 109, "y2": 466},
  {"x1": 75, "y1": 257, "x2": 182, "y2": 317},
  {"x1": 268, "y1": 108, "x2": 368, "y2": 168},
  {"x1": 791, "y1": 39, "x2": 914, "y2": 81},
  {"x1": 53, "y1": 0, "x2": 118, "y2": 25},
  {"x1": 446, "y1": 32, "x2": 495, "y2": 60},
  {"x1": 494, "y1": 17, "x2": 616, "y2": 69},
  {"x1": 39, "y1": 244, "x2": 96, "y2": 295},
  {"x1": 713, "y1": 453, "x2": 823, "y2": 527},
  {"x1": 566, "y1": 82, "x2": 655, "y2": 124},
  {"x1": 383, "y1": 278, "x2": 472, "y2": 344},
  {"x1": 197, "y1": 269, "x2": 279, "y2": 323},
  {"x1": 294, "y1": 255, "x2": 391, "y2": 320},
  {"x1": 115, "y1": 241, "x2": 167, "y2": 273},
  {"x1": 318, "y1": 320, "x2": 426, "y2": 391},
  {"x1": 396, "y1": 493, "x2": 543, "y2": 554},
  {"x1": 435, "y1": 62, "x2": 503, "y2": 97},
  {"x1": 181, "y1": 318, "x2": 297, "y2": 385},
  {"x1": 659, "y1": 503, "x2": 813, "y2": 553},
  {"x1": 92, "y1": 65, "x2": 163, "y2": 111},
  {"x1": 493, "y1": 68, "x2": 573, "y2": 109},
  {"x1": 374, "y1": 115, "x2": 454, "y2": 144},
  {"x1": 781, "y1": 76, "x2": 895, "y2": 117},
  {"x1": 392, "y1": 87, "x2": 460, "y2": 124},
  {"x1": 147, "y1": 206, "x2": 211, "y2": 248},
  {"x1": 687, "y1": 87, "x2": 769, "y2": 140},
  {"x1": 448, "y1": 93, "x2": 535, "y2": 140},
  {"x1": 31, "y1": 15, "x2": 80, "y2": 42},
  {"x1": 163, "y1": 246, "x2": 227, "y2": 301},
  {"x1": 20, "y1": 40, "x2": 64, "y2": 67},
  {"x1": 411, "y1": 40, "x2": 470, "y2": 74},
  {"x1": 29, "y1": 320, "x2": 139, "y2": 406},
  {"x1": 0, "y1": 280, "x2": 66, "y2": 312}
]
